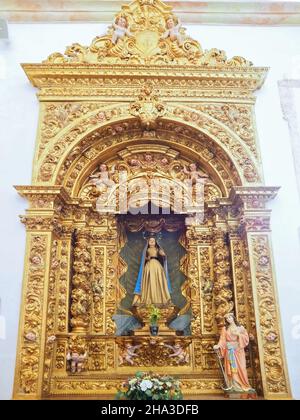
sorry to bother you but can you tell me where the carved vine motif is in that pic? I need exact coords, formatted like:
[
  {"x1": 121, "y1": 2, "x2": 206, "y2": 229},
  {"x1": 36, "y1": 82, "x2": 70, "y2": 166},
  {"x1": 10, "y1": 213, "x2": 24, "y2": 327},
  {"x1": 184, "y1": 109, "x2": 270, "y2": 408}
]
[
  {"x1": 36, "y1": 104, "x2": 257, "y2": 188},
  {"x1": 184, "y1": 228, "x2": 201, "y2": 336},
  {"x1": 199, "y1": 247, "x2": 215, "y2": 334},
  {"x1": 43, "y1": 0, "x2": 252, "y2": 67},
  {"x1": 45, "y1": 106, "x2": 256, "y2": 186},
  {"x1": 42, "y1": 240, "x2": 59, "y2": 394},
  {"x1": 51, "y1": 377, "x2": 221, "y2": 394},
  {"x1": 57, "y1": 240, "x2": 71, "y2": 332},
  {"x1": 40, "y1": 102, "x2": 105, "y2": 156},
  {"x1": 230, "y1": 237, "x2": 250, "y2": 328},
  {"x1": 70, "y1": 231, "x2": 93, "y2": 332},
  {"x1": 251, "y1": 235, "x2": 289, "y2": 395},
  {"x1": 35, "y1": 78, "x2": 264, "y2": 102},
  {"x1": 117, "y1": 338, "x2": 191, "y2": 367},
  {"x1": 55, "y1": 340, "x2": 67, "y2": 371},
  {"x1": 243, "y1": 241, "x2": 263, "y2": 394},
  {"x1": 92, "y1": 247, "x2": 105, "y2": 333},
  {"x1": 172, "y1": 107, "x2": 260, "y2": 183},
  {"x1": 38, "y1": 106, "x2": 129, "y2": 183},
  {"x1": 191, "y1": 104, "x2": 257, "y2": 158},
  {"x1": 212, "y1": 230, "x2": 234, "y2": 328},
  {"x1": 19, "y1": 235, "x2": 48, "y2": 394}
]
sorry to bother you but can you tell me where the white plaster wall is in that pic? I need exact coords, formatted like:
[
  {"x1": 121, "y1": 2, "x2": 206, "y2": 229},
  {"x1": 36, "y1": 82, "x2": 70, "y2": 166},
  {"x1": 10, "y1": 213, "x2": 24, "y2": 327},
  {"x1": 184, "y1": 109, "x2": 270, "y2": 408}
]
[{"x1": 1, "y1": 23, "x2": 300, "y2": 400}]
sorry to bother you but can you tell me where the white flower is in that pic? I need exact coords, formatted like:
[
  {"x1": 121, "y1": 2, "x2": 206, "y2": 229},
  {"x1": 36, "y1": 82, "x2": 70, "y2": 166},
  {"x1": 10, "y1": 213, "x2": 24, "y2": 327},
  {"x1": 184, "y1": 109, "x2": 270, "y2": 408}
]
[{"x1": 140, "y1": 379, "x2": 153, "y2": 392}]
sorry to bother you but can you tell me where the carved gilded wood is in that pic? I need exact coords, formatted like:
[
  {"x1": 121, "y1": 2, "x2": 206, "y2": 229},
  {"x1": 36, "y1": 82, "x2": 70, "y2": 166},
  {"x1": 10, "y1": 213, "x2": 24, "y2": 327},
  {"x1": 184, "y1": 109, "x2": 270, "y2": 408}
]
[{"x1": 13, "y1": 0, "x2": 291, "y2": 400}]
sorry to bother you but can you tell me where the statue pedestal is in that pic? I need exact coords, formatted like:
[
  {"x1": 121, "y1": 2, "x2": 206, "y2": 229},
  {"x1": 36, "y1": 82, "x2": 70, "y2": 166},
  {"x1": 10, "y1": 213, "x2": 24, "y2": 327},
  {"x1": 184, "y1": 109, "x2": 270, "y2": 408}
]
[
  {"x1": 224, "y1": 391, "x2": 257, "y2": 400},
  {"x1": 116, "y1": 335, "x2": 192, "y2": 368},
  {"x1": 133, "y1": 323, "x2": 176, "y2": 336},
  {"x1": 132, "y1": 305, "x2": 177, "y2": 336}
]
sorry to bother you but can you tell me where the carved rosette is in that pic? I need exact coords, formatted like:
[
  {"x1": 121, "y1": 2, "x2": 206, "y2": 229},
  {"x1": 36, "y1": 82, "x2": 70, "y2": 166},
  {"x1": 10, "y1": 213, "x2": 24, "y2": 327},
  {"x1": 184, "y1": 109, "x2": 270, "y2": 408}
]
[{"x1": 70, "y1": 230, "x2": 93, "y2": 333}]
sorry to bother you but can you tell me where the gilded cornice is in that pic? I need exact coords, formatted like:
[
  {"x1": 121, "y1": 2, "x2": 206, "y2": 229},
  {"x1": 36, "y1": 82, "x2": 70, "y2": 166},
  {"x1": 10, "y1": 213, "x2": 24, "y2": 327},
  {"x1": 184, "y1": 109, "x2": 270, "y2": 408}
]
[
  {"x1": 20, "y1": 0, "x2": 268, "y2": 100},
  {"x1": 22, "y1": 63, "x2": 268, "y2": 95}
]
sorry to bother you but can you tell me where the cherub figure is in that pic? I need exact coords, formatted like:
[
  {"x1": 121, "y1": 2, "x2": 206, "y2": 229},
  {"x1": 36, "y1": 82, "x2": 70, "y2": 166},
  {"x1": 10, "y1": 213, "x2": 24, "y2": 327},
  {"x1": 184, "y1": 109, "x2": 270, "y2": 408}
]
[
  {"x1": 129, "y1": 158, "x2": 142, "y2": 168},
  {"x1": 111, "y1": 15, "x2": 132, "y2": 45},
  {"x1": 119, "y1": 344, "x2": 142, "y2": 366},
  {"x1": 183, "y1": 163, "x2": 208, "y2": 185},
  {"x1": 164, "y1": 343, "x2": 189, "y2": 364},
  {"x1": 89, "y1": 164, "x2": 115, "y2": 193},
  {"x1": 162, "y1": 16, "x2": 184, "y2": 46},
  {"x1": 67, "y1": 351, "x2": 88, "y2": 373}
]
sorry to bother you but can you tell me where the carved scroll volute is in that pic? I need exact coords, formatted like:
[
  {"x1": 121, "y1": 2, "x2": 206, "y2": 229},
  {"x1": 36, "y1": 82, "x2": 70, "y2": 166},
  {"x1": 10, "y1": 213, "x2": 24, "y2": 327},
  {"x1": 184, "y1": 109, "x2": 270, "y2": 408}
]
[
  {"x1": 212, "y1": 229, "x2": 234, "y2": 329},
  {"x1": 70, "y1": 230, "x2": 93, "y2": 333}
]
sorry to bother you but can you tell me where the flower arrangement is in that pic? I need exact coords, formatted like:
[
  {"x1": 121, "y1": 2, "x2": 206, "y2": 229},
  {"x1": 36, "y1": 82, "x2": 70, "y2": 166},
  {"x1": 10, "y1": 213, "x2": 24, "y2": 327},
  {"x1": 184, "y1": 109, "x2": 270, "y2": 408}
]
[
  {"x1": 149, "y1": 305, "x2": 161, "y2": 326},
  {"x1": 116, "y1": 371, "x2": 183, "y2": 400}
]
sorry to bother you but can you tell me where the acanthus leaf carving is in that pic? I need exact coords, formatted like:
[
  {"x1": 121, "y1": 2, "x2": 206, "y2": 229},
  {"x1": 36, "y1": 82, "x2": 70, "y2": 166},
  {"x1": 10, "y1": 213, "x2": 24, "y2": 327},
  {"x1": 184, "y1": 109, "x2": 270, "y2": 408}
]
[{"x1": 42, "y1": 0, "x2": 252, "y2": 68}]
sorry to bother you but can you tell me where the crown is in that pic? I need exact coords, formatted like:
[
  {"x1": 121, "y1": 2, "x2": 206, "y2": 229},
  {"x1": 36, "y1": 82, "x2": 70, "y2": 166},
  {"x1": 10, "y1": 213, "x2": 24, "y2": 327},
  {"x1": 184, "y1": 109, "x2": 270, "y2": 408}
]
[{"x1": 143, "y1": 231, "x2": 162, "y2": 241}]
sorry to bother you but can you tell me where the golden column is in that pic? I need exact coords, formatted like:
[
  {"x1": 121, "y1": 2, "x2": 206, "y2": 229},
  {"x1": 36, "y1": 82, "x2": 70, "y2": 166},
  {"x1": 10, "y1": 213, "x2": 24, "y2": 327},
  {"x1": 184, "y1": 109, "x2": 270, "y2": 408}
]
[
  {"x1": 13, "y1": 186, "x2": 69, "y2": 399},
  {"x1": 70, "y1": 229, "x2": 93, "y2": 333},
  {"x1": 231, "y1": 186, "x2": 292, "y2": 400}
]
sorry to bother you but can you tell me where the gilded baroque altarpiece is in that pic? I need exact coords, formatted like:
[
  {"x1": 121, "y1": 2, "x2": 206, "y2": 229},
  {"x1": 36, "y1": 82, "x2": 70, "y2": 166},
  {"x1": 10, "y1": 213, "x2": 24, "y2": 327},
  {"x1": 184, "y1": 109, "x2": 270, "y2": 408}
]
[{"x1": 13, "y1": 0, "x2": 291, "y2": 400}]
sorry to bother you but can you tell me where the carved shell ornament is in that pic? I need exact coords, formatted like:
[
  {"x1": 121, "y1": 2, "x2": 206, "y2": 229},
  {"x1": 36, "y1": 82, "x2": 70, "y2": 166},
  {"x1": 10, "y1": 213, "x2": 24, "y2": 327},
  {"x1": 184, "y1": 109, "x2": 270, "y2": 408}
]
[{"x1": 44, "y1": 0, "x2": 252, "y2": 67}]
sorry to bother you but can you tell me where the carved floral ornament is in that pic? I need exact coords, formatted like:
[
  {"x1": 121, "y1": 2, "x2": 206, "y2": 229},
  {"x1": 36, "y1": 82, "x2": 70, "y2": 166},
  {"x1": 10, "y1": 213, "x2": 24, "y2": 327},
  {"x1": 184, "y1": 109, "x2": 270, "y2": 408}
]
[
  {"x1": 13, "y1": 0, "x2": 292, "y2": 402},
  {"x1": 21, "y1": 0, "x2": 268, "y2": 101},
  {"x1": 34, "y1": 102, "x2": 260, "y2": 191},
  {"x1": 42, "y1": 0, "x2": 253, "y2": 68}
]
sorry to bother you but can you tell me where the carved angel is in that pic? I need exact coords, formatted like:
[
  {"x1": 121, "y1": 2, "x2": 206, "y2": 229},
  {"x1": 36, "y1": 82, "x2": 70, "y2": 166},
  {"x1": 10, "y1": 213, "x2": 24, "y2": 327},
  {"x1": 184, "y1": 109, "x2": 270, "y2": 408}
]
[
  {"x1": 164, "y1": 343, "x2": 189, "y2": 364},
  {"x1": 119, "y1": 344, "x2": 142, "y2": 366},
  {"x1": 183, "y1": 163, "x2": 208, "y2": 184},
  {"x1": 161, "y1": 16, "x2": 184, "y2": 46},
  {"x1": 111, "y1": 15, "x2": 132, "y2": 45},
  {"x1": 89, "y1": 164, "x2": 115, "y2": 193},
  {"x1": 67, "y1": 351, "x2": 88, "y2": 373}
]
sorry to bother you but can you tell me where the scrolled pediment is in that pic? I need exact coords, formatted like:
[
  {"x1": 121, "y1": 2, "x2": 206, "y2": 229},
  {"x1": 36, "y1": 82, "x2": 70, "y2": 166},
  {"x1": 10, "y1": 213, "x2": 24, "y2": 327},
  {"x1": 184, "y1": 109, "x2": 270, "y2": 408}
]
[{"x1": 40, "y1": 0, "x2": 252, "y2": 68}]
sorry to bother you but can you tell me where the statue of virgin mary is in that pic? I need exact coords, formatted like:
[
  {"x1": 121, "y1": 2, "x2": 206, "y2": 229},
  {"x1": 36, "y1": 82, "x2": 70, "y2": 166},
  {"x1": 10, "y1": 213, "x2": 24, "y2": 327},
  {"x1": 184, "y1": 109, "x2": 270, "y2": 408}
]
[{"x1": 132, "y1": 235, "x2": 172, "y2": 306}]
